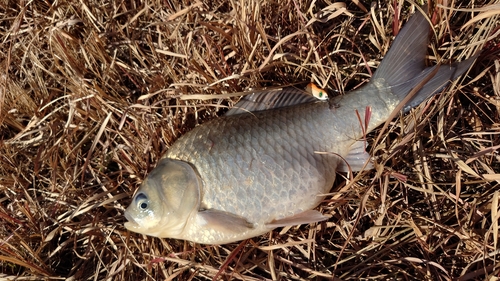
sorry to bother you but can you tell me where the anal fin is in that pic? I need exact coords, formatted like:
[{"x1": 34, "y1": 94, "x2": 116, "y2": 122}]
[{"x1": 338, "y1": 140, "x2": 373, "y2": 172}]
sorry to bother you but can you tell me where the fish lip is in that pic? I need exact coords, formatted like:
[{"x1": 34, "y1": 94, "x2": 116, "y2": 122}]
[{"x1": 124, "y1": 210, "x2": 138, "y2": 228}]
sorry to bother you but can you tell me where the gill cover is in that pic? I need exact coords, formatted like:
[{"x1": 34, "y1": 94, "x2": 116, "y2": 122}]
[{"x1": 124, "y1": 158, "x2": 201, "y2": 238}]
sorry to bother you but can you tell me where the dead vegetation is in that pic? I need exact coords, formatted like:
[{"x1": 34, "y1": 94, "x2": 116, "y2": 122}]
[{"x1": 0, "y1": 0, "x2": 499, "y2": 280}]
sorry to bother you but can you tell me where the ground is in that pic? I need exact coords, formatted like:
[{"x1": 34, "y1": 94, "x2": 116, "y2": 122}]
[{"x1": 0, "y1": 0, "x2": 499, "y2": 280}]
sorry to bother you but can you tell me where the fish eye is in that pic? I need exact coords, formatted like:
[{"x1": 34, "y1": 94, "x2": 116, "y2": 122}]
[{"x1": 135, "y1": 193, "x2": 149, "y2": 211}]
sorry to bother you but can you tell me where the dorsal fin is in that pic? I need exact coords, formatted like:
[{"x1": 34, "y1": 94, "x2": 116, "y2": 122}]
[{"x1": 225, "y1": 86, "x2": 319, "y2": 116}]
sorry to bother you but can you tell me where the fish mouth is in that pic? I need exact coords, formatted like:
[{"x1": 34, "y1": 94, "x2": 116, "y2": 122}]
[{"x1": 124, "y1": 210, "x2": 139, "y2": 229}]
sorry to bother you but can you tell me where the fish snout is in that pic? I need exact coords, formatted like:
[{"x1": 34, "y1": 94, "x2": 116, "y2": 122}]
[{"x1": 124, "y1": 210, "x2": 139, "y2": 230}]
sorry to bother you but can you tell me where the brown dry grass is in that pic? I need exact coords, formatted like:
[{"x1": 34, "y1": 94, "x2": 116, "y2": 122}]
[{"x1": 0, "y1": 0, "x2": 499, "y2": 280}]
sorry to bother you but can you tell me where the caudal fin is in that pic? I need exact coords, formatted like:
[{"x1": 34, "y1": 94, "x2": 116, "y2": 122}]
[{"x1": 372, "y1": 5, "x2": 477, "y2": 112}]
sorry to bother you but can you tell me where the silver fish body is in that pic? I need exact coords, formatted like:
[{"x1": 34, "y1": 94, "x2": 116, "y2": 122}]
[{"x1": 124, "y1": 7, "x2": 477, "y2": 244}]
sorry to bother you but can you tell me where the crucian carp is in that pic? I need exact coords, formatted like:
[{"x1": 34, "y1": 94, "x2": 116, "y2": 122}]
[{"x1": 124, "y1": 6, "x2": 477, "y2": 244}]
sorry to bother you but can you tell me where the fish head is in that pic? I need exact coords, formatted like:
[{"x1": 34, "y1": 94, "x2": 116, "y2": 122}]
[{"x1": 124, "y1": 158, "x2": 201, "y2": 238}]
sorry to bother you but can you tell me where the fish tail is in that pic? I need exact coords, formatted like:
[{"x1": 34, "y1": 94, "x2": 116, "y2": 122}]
[{"x1": 372, "y1": 5, "x2": 477, "y2": 112}]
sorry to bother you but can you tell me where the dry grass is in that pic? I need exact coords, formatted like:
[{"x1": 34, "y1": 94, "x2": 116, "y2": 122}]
[{"x1": 0, "y1": 0, "x2": 499, "y2": 280}]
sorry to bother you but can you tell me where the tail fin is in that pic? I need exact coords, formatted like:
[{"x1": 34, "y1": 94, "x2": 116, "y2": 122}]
[{"x1": 372, "y1": 6, "x2": 477, "y2": 112}]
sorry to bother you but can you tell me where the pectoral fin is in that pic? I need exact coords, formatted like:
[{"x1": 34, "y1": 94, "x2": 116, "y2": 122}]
[
  {"x1": 266, "y1": 210, "x2": 328, "y2": 228},
  {"x1": 197, "y1": 209, "x2": 255, "y2": 233}
]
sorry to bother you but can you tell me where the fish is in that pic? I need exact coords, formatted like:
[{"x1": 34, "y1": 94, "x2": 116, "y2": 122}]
[{"x1": 124, "y1": 6, "x2": 477, "y2": 244}]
